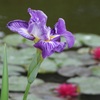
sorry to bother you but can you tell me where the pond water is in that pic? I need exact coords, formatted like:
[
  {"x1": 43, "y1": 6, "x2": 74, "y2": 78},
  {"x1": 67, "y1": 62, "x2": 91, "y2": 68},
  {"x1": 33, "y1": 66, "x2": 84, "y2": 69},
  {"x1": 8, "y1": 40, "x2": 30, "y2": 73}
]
[{"x1": 0, "y1": 0, "x2": 100, "y2": 35}]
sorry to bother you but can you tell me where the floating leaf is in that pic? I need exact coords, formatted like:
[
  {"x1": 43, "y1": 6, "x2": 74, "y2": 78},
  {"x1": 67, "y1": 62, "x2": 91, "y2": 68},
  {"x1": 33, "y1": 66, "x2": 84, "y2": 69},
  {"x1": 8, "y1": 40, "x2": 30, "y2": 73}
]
[
  {"x1": 90, "y1": 66, "x2": 100, "y2": 77},
  {"x1": 39, "y1": 59, "x2": 57, "y2": 73},
  {"x1": 0, "y1": 47, "x2": 35, "y2": 65},
  {"x1": 50, "y1": 52, "x2": 68, "y2": 59},
  {"x1": 66, "y1": 51, "x2": 97, "y2": 66},
  {"x1": 75, "y1": 34, "x2": 100, "y2": 47},
  {"x1": 74, "y1": 39, "x2": 82, "y2": 48},
  {"x1": 30, "y1": 83, "x2": 62, "y2": 100},
  {"x1": 68, "y1": 77, "x2": 100, "y2": 94},
  {"x1": 77, "y1": 48, "x2": 90, "y2": 54},
  {"x1": 3, "y1": 34, "x2": 34, "y2": 47},
  {"x1": 0, "y1": 31, "x2": 5, "y2": 38},
  {"x1": 61, "y1": 58, "x2": 83, "y2": 67},
  {"x1": 3, "y1": 34, "x2": 24, "y2": 46},
  {"x1": 58, "y1": 66, "x2": 91, "y2": 77},
  {"x1": 10, "y1": 93, "x2": 43, "y2": 100},
  {"x1": 4, "y1": 76, "x2": 44, "y2": 91},
  {"x1": 0, "y1": 64, "x2": 25, "y2": 76}
]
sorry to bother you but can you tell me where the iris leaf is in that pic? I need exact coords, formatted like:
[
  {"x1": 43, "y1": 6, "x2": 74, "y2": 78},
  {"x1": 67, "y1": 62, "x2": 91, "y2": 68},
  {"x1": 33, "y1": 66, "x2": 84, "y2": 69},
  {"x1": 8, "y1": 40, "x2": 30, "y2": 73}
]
[
  {"x1": 1, "y1": 44, "x2": 9, "y2": 100},
  {"x1": 28, "y1": 49, "x2": 43, "y2": 84}
]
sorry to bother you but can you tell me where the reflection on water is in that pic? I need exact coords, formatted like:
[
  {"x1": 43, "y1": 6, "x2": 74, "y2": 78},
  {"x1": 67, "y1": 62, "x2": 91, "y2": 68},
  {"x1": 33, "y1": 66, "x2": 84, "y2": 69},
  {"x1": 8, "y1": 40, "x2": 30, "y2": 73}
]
[{"x1": 0, "y1": 0, "x2": 100, "y2": 35}]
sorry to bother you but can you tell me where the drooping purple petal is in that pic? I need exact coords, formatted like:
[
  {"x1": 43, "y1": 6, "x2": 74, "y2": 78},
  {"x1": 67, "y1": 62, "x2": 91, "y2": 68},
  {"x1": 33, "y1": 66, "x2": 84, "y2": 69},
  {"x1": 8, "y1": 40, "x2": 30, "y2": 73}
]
[
  {"x1": 61, "y1": 31, "x2": 75, "y2": 48},
  {"x1": 7, "y1": 20, "x2": 28, "y2": 32},
  {"x1": 34, "y1": 40, "x2": 66, "y2": 58},
  {"x1": 54, "y1": 42, "x2": 66, "y2": 52},
  {"x1": 7, "y1": 20, "x2": 34, "y2": 40},
  {"x1": 28, "y1": 8, "x2": 47, "y2": 25}
]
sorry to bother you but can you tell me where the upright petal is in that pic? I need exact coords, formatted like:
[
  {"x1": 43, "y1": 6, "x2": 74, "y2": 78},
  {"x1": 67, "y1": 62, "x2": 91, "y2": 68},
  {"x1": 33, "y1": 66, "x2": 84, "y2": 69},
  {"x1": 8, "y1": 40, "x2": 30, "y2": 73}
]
[
  {"x1": 28, "y1": 21, "x2": 51, "y2": 40},
  {"x1": 53, "y1": 18, "x2": 75, "y2": 48},
  {"x1": 28, "y1": 8, "x2": 47, "y2": 25},
  {"x1": 34, "y1": 40, "x2": 66, "y2": 58},
  {"x1": 54, "y1": 18, "x2": 67, "y2": 34},
  {"x1": 28, "y1": 22, "x2": 42, "y2": 39},
  {"x1": 7, "y1": 20, "x2": 34, "y2": 40}
]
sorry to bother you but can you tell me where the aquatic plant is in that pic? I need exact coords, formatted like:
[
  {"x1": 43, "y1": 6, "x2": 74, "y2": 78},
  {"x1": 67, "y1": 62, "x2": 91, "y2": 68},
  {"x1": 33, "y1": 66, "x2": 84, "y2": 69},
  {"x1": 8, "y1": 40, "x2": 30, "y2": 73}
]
[
  {"x1": 7, "y1": 8, "x2": 75, "y2": 100},
  {"x1": 56, "y1": 83, "x2": 79, "y2": 97}
]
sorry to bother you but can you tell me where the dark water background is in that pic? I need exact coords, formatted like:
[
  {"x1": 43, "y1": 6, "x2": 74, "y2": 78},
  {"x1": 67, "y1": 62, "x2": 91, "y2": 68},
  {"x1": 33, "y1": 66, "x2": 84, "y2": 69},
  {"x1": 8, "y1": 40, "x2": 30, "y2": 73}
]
[{"x1": 0, "y1": 0, "x2": 100, "y2": 35}]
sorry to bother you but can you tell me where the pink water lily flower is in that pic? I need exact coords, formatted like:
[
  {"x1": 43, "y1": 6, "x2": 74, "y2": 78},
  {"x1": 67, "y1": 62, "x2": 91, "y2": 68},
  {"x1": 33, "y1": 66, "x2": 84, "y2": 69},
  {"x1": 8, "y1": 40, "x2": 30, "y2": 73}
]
[
  {"x1": 56, "y1": 83, "x2": 79, "y2": 97},
  {"x1": 7, "y1": 8, "x2": 75, "y2": 58}
]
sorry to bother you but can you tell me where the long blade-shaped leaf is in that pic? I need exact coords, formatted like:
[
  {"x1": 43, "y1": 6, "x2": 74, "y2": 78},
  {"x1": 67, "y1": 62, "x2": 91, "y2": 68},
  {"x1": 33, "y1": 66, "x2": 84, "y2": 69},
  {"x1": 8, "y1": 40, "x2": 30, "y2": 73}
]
[
  {"x1": 1, "y1": 44, "x2": 9, "y2": 100},
  {"x1": 28, "y1": 49, "x2": 43, "y2": 84}
]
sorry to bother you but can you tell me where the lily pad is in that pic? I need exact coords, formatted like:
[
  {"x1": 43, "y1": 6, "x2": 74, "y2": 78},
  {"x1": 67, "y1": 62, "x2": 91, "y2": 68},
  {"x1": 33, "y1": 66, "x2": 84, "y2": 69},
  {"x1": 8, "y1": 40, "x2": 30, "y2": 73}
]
[
  {"x1": 0, "y1": 64, "x2": 25, "y2": 76},
  {"x1": 50, "y1": 52, "x2": 68, "y2": 60},
  {"x1": 90, "y1": 66, "x2": 100, "y2": 77},
  {"x1": 3, "y1": 34, "x2": 34, "y2": 47},
  {"x1": 10, "y1": 93, "x2": 43, "y2": 100},
  {"x1": 3, "y1": 76, "x2": 44, "y2": 91},
  {"x1": 58, "y1": 66, "x2": 91, "y2": 77},
  {"x1": 0, "y1": 47, "x2": 36, "y2": 65},
  {"x1": 83, "y1": 35, "x2": 100, "y2": 47},
  {"x1": 75, "y1": 33, "x2": 100, "y2": 47},
  {"x1": 61, "y1": 58, "x2": 83, "y2": 67},
  {"x1": 50, "y1": 52, "x2": 68, "y2": 67},
  {"x1": 39, "y1": 59, "x2": 57, "y2": 73},
  {"x1": 30, "y1": 83, "x2": 62, "y2": 100},
  {"x1": 3, "y1": 34, "x2": 25, "y2": 46},
  {"x1": 66, "y1": 51, "x2": 97, "y2": 66},
  {"x1": 53, "y1": 51, "x2": 91, "y2": 67},
  {"x1": 0, "y1": 31, "x2": 5, "y2": 38},
  {"x1": 77, "y1": 48, "x2": 90, "y2": 54},
  {"x1": 74, "y1": 39, "x2": 82, "y2": 48},
  {"x1": 68, "y1": 77, "x2": 100, "y2": 94}
]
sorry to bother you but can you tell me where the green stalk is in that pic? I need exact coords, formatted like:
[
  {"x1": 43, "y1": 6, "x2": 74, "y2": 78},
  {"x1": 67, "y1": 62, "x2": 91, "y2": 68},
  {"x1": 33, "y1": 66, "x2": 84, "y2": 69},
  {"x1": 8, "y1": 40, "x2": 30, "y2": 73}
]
[
  {"x1": 23, "y1": 49, "x2": 43, "y2": 100},
  {"x1": 1, "y1": 44, "x2": 9, "y2": 100},
  {"x1": 23, "y1": 83, "x2": 31, "y2": 100}
]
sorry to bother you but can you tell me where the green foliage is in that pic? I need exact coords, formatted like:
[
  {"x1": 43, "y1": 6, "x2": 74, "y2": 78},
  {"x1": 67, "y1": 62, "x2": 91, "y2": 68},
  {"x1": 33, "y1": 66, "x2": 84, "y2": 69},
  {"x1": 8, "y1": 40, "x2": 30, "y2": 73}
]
[
  {"x1": 90, "y1": 66, "x2": 100, "y2": 77},
  {"x1": 1, "y1": 44, "x2": 9, "y2": 100},
  {"x1": 8, "y1": 76, "x2": 44, "y2": 91},
  {"x1": 0, "y1": 33, "x2": 100, "y2": 99},
  {"x1": 39, "y1": 59, "x2": 57, "y2": 73},
  {"x1": 68, "y1": 77, "x2": 100, "y2": 94},
  {"x1": 3, "y1": 34, "x2": 34, "y2": 47}
]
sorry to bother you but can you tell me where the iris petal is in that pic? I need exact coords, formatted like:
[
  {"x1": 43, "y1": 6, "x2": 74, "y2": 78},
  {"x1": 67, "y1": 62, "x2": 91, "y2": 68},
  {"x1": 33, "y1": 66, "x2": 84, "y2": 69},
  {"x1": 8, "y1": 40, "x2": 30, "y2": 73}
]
[
  {"x1": 7, "y1": 20, "x2": 34, "y2": 40},
  {"x1": 34, "y1": 40, "x2": 66, "y2": 58},
  {"x1": 61, "y1": 31, "x2": 75, "y2": 48},
  {"x1": 28, "y1": 8, "x2": 47, "y2": 25},
  {"x1": 28, "y1": 20, "x2": 51, "y2": 40},
  {"x1": 28, "y1": 22, "x2": 42, "y2": 39},
  {"x1": 54, "y1": 18, "x2": 67, "y2": 34},
  {"x1": 7, "y1": 20, "x2": 28, "y2": 32},
  {"x1": 53, "y1": 18, "x2": 75, "y2": 48}
]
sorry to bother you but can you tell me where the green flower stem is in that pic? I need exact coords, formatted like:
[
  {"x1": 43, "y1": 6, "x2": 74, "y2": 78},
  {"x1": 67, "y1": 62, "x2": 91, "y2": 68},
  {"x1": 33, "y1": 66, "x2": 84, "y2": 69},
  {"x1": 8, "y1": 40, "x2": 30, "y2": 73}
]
[
  {"x1": 23, "y1": 49, "x2": 43, "y2": 100},
  {"x1": 23, "y1": 82, "x2": 31, "y2": 100}
]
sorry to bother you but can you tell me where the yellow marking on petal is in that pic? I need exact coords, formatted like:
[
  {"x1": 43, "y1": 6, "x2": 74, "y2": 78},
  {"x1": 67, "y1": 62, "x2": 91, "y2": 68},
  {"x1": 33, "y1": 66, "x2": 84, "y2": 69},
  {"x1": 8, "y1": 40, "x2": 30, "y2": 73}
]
[
  {"x1": 45, "y1": 40, "x2": 50, "y2": 42},
  {"x1": 50, "y1": 36, "x2": 55, "y2": 39},
  {"x1": 44, "y1": 35, "x2": 59, "y2": 42},
  {"x1": 34, "y1": 38, "x2": 40, "y2": 43}
]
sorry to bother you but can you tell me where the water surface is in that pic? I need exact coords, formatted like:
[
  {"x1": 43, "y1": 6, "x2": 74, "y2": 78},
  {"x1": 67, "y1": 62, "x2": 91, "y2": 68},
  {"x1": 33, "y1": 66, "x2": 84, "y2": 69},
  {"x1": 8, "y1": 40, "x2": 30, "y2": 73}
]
[{"x1": 0, "y1": 0, "x2": 100, "y2": 35}]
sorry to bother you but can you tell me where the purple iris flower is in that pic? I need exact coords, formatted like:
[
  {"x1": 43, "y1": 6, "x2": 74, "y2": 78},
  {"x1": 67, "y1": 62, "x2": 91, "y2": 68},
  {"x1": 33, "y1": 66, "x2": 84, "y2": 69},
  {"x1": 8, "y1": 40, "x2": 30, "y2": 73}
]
[{"x1": 7, "y1": 8, "x2": 75, "y2": 58}]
